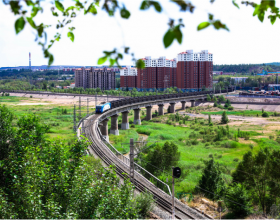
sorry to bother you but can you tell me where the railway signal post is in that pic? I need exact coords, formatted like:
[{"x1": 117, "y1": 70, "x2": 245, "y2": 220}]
[
  {"x1": 172, "y1": 167, "x2": 182, "y2": 219},
  {"x1": 130, "y1": 138, "x2": 134, "y2": 185}
]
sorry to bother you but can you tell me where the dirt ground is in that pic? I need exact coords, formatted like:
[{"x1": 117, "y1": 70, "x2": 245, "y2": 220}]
[{"x1": 9, "y1": 92, "x2": 121, "y2": 106}]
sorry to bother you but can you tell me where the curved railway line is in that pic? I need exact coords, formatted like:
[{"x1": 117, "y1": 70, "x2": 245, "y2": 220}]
[{"x1": 79, "y1": 89, "x2": 234, "y2": 219}]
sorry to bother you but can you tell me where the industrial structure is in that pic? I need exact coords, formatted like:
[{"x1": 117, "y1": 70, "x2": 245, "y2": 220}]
[
  {"x1": 75, "y1": 67, "x2": 116, "y2": 90},
  {"x1": 120, "y1": 50, "x2": 213, "y2": 91},
  {"x1": 29, "y1": 52, "x2": 31, "y2": 70}
]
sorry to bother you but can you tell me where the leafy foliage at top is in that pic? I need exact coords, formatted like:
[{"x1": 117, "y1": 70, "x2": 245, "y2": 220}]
[{"x1": 4, "y1": 0, "x2": 280, "y2": 66}]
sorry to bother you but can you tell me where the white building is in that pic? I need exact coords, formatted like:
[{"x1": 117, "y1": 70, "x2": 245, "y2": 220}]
[
  {"x1": 120, "y1": 66, "x2": 138, "y2": 76},
  {"x1": 141, "y1": 56, "x2": 177, "y2": 68},
  {"x1": 177, "y1": 50, "x2": 213, "y2": 62}
]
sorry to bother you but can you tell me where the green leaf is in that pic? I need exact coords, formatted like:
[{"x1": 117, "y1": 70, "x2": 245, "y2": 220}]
[
  {"x1": 98, "y1": 56, "x2": 107, "y2": 65},
  {"x1": 151, "y1": 1, "x2": 162, "y2": 12},
  {"x1": 197, "y1": 21, "x2": 210, "y2": 31},
  {"x1": 55, "y1": 1, "x2": 64, "y2": 12},
  {"x1": 212, "y1": 20, "x2": 229, "y2": 31},
  {"x1": 120, "y1": 8, "x2": 130, "y2": 19},
  {"x1": 232, "y1": 0, "x2": 239, "y2": 9},
  {"x1": 269, "y1": 15, "x2": 277, "y2": 25},
  {"x1": 67, "y1": 32, "x2": 74, "y2": 42},
  {"x1": 173, "y1": 25, "x2": 182, "y2": 44},
  {"x1": 136, "y1": 59, "x2": 145, "y2": 69},
  {"x1": 26, "y1": 17, "x2": 36, "y2": 29},
  {"x1": 140, "y1": 0, "x2": 162, "y2": 12},
  {"x1": 140, "y1": 0, "x2": 149, "y2": 10},
  {"x1": 48, "y1": 54, "x2": 54, "y2": 66},
  {"x1": 163, "y1": 29, "x2": 174, "y2": 48},
  {"x1": 109, "y1": 58, "x2": 116, "y2": 66},
  {"x1": 15, "y1": 17, "x2": 25, "y2": 34}
]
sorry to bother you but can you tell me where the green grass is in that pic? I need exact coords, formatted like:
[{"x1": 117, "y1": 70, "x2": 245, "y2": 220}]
[
  {"x1": 114, "y1": 113, "x2": 280, "y2": 194},
  {"x1": 202, "y1": 110, "x2": 275, "y2": 117},
  {"x1": 0, "y1": 96, "x2": 78, "y2": 141}
]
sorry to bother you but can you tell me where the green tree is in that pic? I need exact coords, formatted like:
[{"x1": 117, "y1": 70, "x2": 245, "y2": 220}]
[
  {"x1": 0, "y1": 105, "x2": 148, "y2": 219},
  {"x1": 225, "y1": 183, "x2": 253, "y2": 217},
  {"x1": 221, "y1": 111, "x2": 229, "y2": 124},
  {"x1": 206, "y1": 94, "x2": 211, "y2": 101},
  {"x1": 218, "y1": 95, "x2": 226, "y2": 103},
  {"x1": 232, "y1": 148, "x2": 280, "y2": 214},
  {"x1": 140, "y1": 141, "x2": 180, "y2": 176},
  {"x1": 197, "y1": 159, "x2": 226, "y2": 201},
  {"x1": 208, "y1": 114, "x2": 212, "y2": 124},
  {"x1": 213, "y1": 96, "x2": 218, "y2": 102}
]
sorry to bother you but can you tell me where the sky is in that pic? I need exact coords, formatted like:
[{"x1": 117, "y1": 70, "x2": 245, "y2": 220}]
[{"x1": 0, "y1": 0, "x2": 280, "y2": 67}]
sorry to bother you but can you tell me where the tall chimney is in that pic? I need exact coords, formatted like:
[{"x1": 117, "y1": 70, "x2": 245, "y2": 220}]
[{"x1": 29, "y1": 52, "x2": 31, "y2": 70}]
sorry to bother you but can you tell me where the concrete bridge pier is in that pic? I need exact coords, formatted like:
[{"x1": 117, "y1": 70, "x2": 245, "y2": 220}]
[
  {"x1": 101, "y1": 118, "x2": 109, "y2": 142},
  {"x1": 121, "y1": 111, "x2": 129, "y2": 130},
  {"x1": 158, "y1": 104, "x2": 164, "y2": 116},
  {"x1": 146, "y1": 106, "x2": 152, "y2": 120},
  {"x1": 191, "y1": 100, "x2": 195, "y2": 107},
  {"x1": 169, "y1": 102, "x2": 176, "y2": 113},
  {"x1": 181, "y1": 101, "x2": 186, "y2": 110},
  {"x1": 110, "y1": 114, "x2": 119, "y2": 135},
  {"x1": 133, "y1": 108, "x2": 141, "y2": 125}
]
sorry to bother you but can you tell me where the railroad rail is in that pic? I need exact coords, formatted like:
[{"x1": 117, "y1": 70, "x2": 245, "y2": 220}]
[{"x1": 78, "y1": 89, "x2": 234, "y2": 219}]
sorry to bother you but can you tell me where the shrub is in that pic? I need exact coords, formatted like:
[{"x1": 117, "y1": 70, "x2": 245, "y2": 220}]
[
  {"x1": 209, "y1": 154, "x2": 213, "y2": 158},
  {"x1": 209, "y1": 122, "x2": 213, "y2": 126},
  {"x1": 136, "y1": 128, "x2": 151, "y2": 135},
  {"x1": 262, "y1": 112, "x2": 269, "y2": 117},
  {"x1": 225, "y1": 184, "x2": 253, "y2": 216},
  {"x1": 213, "y1": 102, "x2": 218, "y2": 107},
  {"x1": 134, "y1": 191, "x2": 155, "y2": 219},
  {"x1": 269, "y1": 135, "x2": 274, "y2": 140},
  {"x1": 179, "y1": 120, "x2": 182, "y2": 125},
  {"x1": 130, "y1": 124, "x2": 135, "y2": 128},
  {"x1": 233, "y1": 158, "x2": 239, "y2": 162},
  {"x1": 30, "y1": 95, "x2": 32, "y2": 98},
  {"x1": 228, "y1": 106, "x2": 234, "y2": 110},
  {"x1": 178, "y1": 137, "x2": 183, "y2": 141},
  {"x1": 191, "y1": 139, "x2": 199, "y2": 145}
]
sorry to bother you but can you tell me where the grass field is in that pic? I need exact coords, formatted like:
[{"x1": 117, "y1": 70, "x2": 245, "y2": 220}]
[
  {"x1": 201, "y1": 109, "x2": 275, "y2": 117},
  {"x1": 0, "y1": 96, "x2": 78, "y2": 142},
  {"x1": 108, "y1": 111, "x2": 280, "y2": 194}
]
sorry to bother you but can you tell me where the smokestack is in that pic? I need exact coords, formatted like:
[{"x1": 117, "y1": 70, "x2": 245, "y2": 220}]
[{"x1": 29, "y1": 52, "x2": 31, "y2": 70}]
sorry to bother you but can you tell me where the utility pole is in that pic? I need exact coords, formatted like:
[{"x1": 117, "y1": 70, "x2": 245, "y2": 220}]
[
  {"x1": 129, "y1": 138, "x2": 134, "y2": 185},
  {"x1": 172, "y1": 167, "x2": 175, "y2": 220},
  {"x1": 73, "y1": 104, "x2": 76, "y2": 131},
  {"x1": 95, "y1": 92, "x2": 97, "y2": 109},
  {"x1": 79, "y1": 96, "x2": 81, "y2": 120},
  {"x1": 119, "y1": 91, "x2": 120, "y2": 100},
  {"x1": 87, "y1": 98, "x2": 89, "y2": 116}
]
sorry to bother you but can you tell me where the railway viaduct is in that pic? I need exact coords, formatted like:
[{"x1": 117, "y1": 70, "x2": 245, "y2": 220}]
[
  {"x1": 77, "y1": 90, "x2": 233, "y2": 219},
  {"x1": 97, "y1": 92, "x2": 227, "y2": 142}
]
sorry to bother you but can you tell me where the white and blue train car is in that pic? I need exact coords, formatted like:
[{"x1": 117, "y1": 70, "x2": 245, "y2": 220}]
[{"x1": 95, "y1": 102, "x2": 111, "y2": 114}]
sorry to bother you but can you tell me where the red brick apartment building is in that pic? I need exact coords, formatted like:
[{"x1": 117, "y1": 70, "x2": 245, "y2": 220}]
[
  {"x1": 120, "y1": 50, "x2": 213, "y2": 91},
  {"x1": 75, "y1": 67, "x2": 116, "y2": 90}
]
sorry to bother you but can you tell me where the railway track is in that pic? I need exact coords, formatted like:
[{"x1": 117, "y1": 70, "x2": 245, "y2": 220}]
[{"x1": 81, "y1": 114, "x2": 210, "y2": 219}]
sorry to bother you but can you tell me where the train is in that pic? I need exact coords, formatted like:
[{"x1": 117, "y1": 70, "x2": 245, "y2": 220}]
[
  {"x1": 95, "y1": 102, "x2": 111, "y2": 114},
  {"x1": 96, "y1": 88, "x2": 234, "y2": 113}
]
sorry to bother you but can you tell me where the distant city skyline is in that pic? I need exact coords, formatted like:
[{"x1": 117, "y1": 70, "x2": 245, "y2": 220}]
[{"x1": 1, "y1": 0, "x2": 280, "y2": 67}]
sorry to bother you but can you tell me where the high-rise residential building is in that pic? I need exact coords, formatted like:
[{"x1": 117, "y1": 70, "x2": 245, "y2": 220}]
[
  {"x1": 120, "y1": 66, "x2": 137, "y2": 89},
  {"x1": 134, "y1": 56, "x2": 177, "y2": 91},
  {"x1": 75, "y1": 67, "x2": 116, "y2": 90},
  {"x1": 120, "y1": 50, "x2": 212, "y2": 91},
  {"x1": 177, "y1": 50, "x2": 213, "y2": 91}
]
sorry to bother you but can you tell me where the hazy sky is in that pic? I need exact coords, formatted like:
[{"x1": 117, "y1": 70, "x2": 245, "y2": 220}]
[{"x1": 1, "y1": 0, "x2": 280, "y2": 67}]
